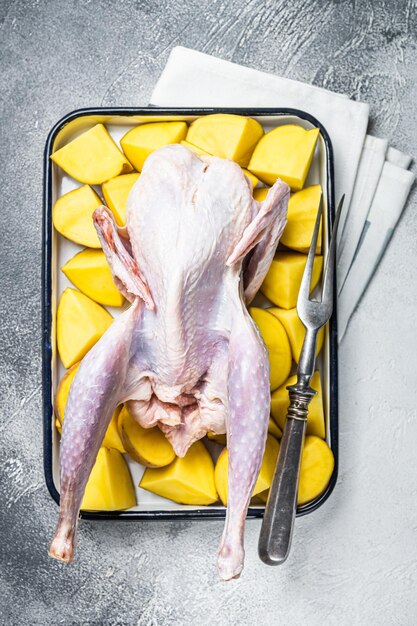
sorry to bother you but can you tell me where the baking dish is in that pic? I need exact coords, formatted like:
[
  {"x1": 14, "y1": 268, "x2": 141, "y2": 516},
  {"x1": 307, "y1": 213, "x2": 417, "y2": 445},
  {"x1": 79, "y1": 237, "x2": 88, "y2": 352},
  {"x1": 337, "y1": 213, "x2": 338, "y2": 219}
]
[{"x1": 43, "y1": 107, "x2": 338, "y2": 520}]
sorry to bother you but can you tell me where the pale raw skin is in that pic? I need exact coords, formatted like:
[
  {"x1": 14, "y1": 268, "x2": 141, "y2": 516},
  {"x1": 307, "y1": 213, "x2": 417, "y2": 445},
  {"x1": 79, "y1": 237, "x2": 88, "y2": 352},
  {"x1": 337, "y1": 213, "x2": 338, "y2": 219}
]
[{"x1": 49, "y1": 144, "x2": 289, "y2": 580}]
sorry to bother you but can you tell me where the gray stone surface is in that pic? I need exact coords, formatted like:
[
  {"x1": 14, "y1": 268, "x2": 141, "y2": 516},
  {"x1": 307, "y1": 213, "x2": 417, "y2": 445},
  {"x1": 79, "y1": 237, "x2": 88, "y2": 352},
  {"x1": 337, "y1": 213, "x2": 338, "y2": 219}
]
[{"x1": 1, "y1": 1, "x2": 416, "y2": 624}]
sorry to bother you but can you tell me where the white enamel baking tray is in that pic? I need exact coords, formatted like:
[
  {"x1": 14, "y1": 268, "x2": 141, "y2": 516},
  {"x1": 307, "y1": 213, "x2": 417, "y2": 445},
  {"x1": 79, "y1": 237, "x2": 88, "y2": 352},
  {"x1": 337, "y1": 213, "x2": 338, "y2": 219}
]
[{"x1": 43, "y1": 108, "x2": 338, "y2": 520}]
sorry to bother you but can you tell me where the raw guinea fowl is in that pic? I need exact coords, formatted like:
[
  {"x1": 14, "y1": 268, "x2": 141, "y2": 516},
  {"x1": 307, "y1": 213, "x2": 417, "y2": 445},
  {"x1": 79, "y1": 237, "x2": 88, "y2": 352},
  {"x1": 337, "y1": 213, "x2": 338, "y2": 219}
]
[{"x1": 49, "y1": 143, "x2": 289, "y2": 580}]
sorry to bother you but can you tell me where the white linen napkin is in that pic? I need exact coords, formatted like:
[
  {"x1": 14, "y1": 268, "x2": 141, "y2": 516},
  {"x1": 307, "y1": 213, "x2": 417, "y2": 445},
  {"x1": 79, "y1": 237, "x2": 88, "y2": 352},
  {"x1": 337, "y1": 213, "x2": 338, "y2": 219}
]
[
  {"x1": 338, "y1": 162, "x2": 415, "y2": 339},
  {"x1": 151, "y1": 47, "x2": 414, "y2": 338},
  {"x1": 337, "y1": 140, "x2": 413, "y2": 296},
  {"x1": 337, "y1": 135, "x2": 388, "y2": 293}
]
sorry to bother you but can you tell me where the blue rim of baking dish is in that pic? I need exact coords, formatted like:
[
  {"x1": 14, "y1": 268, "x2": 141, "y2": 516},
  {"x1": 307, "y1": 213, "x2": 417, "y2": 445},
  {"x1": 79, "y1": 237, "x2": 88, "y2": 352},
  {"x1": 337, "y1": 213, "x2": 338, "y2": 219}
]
[{"x1": 43, "y1": 107, "x2": 338, "y2": 521}]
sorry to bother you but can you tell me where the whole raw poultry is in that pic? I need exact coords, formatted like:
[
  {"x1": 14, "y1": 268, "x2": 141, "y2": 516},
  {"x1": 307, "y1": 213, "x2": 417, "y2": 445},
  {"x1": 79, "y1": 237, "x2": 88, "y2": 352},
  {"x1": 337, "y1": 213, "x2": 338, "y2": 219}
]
[{"x1": 49, "y1": 144, "x2": 289, "y2": 580}]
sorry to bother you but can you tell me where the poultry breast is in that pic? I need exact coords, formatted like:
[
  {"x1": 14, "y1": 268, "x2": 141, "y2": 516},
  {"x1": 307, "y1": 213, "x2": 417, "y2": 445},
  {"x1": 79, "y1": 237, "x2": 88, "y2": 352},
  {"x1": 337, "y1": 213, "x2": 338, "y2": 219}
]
[{"x1": 49, "y1": 144, "x2": 289, "y2": 580}]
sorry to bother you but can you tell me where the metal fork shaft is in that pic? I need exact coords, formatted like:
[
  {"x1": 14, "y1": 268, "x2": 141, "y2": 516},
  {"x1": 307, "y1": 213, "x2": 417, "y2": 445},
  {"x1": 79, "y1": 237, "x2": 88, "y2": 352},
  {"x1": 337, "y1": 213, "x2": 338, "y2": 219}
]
[
  {"x1": 259, "y1": 386, "x2": 315, "y2": 565},
  {"x1": 297, "y1": 327, "x2": 319, "y2": 388}
]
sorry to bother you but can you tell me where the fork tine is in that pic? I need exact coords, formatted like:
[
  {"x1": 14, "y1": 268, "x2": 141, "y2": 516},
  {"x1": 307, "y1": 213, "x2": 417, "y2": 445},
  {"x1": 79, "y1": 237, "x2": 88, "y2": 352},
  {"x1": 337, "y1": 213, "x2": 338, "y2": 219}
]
[
  {"x1": 297, "y1": 195, "x2": 323, "y2": 308},
  {"x1": 321, "y1": 195, "x2": 345, "y2": 304}
]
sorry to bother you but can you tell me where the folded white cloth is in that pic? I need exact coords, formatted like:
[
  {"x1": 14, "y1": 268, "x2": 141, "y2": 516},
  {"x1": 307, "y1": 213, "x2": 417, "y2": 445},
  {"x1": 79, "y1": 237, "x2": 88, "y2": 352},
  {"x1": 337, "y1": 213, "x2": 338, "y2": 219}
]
[
  {"x1": 338, "y1": 162, "x2": 415, "y2": 339},
  {"x1": 387, "y1": 147, "x2": 412, "y2": 169},
  {"x1": 337, "y1": 138, "x2": 414, "y2": 298},
  {"x1": 151, "y1": 47, "x2": 414, "y2": 338},
  {"x1": 337, "y1": 135, "x2": 388, "y2": 293}
]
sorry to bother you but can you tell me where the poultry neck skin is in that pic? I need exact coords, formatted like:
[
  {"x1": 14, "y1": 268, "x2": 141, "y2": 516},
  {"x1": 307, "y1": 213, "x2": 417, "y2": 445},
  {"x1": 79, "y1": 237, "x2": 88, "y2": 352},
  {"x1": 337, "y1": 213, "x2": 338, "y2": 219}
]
[{"x1": 49, "y1": 144, "x2": 289, "y2": 580}]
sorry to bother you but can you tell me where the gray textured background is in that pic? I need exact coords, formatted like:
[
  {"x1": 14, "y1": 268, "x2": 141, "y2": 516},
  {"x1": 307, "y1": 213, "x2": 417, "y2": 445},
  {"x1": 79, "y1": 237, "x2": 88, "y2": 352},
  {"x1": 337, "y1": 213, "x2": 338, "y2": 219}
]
[{"x1": 1, "y1": 1, "x2": 417, "y2": 624}]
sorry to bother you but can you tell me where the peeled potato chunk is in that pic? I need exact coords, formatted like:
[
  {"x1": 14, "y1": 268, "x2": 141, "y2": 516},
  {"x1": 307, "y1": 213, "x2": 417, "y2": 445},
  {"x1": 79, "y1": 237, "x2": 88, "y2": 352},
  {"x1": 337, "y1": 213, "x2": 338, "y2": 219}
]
[
  {"x1": 248, "y1": 124, "x2": 320, "y2": 190},
  {"x1": 215, "y1": 435, "x2": 280, "y2": 505},
  {"x1": 81, "y1": 448, "x2": 136, "y2": 511},
  {"x1": 62, "y1": 249, "x2": 124, "y2": 308},
  {"x1": 281, "y1": 185, "x2": 322, "y2": 253},
  {"x1": 180, "y1": 139, "x2": 211, "y2": 156},
  {"x1": 118, "y1": 405, "x2": 175, "y2": 468},
  {"x1": 101, "y1": 173, "x2": 140, "y2": 225},
  {"x1": 257, "y1": 490, "x2": 269, "y2": 504},
  {"x1": 298, "y1": 436, "x2": 334, "y2": 505},
  {"x1": 121, "y1": 121, "x2": 188, "y2": 171},
  {"x1": 253, "y1": 187, "x2": 269, "y2": 202},
  {"x1": 52, "y1": 185, "x2": 102, "y2": 248},
  {"x1": 51, "y1": 124, "x2": 132, "y2": 184},
  {"x1": 249, "y1": 307, "x2": 292, "y2": 390},
  {"x1": 186, "y1": 114, "x2": 264, "y2": 167},
  {"x1": 261, "y1": 252, "x2": 323, "y2": 309},
  {"x1": 102, "y1": 407, "x2": 126, "y2": 453},
  {"x1": 268, "y1": 307, "x2": 324, "y2": 364},
  {"x1": 268, "y1": 417, "x2": 282, "y2": 440},
  {"x1": 258, "y1": 185, "x2": 323, "y2": 258},
  {"x1": 54, "y1": 362, "x2": 126, "y2": 452},
  {"x1": 57, "y1": 288, "x2": 113, "y2": 368},
  {"x1": 242, "y1": 169, "x2": 259, "y2": 188},
  {"x1": 54, "y1": 362, "x2": 79, "y2": 430},
  {"x1": 140, "y1": 440, "x2": 217, "y2": 505},
  {"x1": 271, "y1": 371, "x2": 325, "y2": 439}
]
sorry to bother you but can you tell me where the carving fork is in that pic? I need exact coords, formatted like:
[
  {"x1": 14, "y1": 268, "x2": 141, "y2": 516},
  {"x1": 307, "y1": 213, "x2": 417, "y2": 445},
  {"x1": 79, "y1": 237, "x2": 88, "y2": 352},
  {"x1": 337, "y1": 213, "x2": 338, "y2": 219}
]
[{"x1": 258, "y1": 195, "x2": 344, "y2": 565}]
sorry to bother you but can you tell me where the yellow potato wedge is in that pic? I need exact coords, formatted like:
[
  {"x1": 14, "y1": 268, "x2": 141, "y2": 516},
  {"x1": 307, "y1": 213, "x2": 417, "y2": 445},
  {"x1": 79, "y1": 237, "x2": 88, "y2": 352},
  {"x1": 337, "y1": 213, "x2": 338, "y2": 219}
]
[
  {"x1": 62, "y1": 249, "x2": 124, "y2": 308},
  {"x1": 261, "y1": 252, "x2": 323, "y2": 309},
  {"x1": 242, "y1": 169, "x2": 259, "y2": 188},
  {"x1": 215, "y1": 435, "x2": 280, "y2": 505},
  {"x1": 81, "y1": 448, "x2": 136, "y2": 511},
  {"x1": 249, "y1": 307, "x2": 292, "y2": 390},
  {"x1": 140, "y1": 440, "x2": 217, "y2": 505},
  {"x1": 57, "y1": 288, "x2": 113, "y2": 368},
  {"x1": 102, "y1": 406, "x2": 126, "y2": 453},
  {"x1": 253, "y1": 187, "x2": 269, "y2": 202},
  {"x1": 248, "y1": 124, "x2": 319, "y2": 190},
  {"x1": 121, "y1": 121, "x2": 188, "y2": 171},
  {"x1": 118, "y1": 405, "x2": 175, "y2": 468},
  {"x1": 101, "y1": 173, "x2": 141, "y2": 225},
  {"x1": 186, "y1": 114, "x2": 264, "y2": 167},
  {"x1": 298, "y1": 436, "x2": 334, "y2": 505},
  {"x1": 52, "y1": 185, "x2": 102, "y2": 248},
  {"x1": 54, "y1": 363, "x2": 125, "y2": 453},
  {"x1": 281, "y1": 185, "x2": 322, "y2": 253},
  {"x1": 268, "y1": 307, "x2": 324, "y2": 364},
  {"x1": 51, "y1": 124, "x2": 133, "y2": 184},
  {"x1": 54, "y1": 362, "x2": 79, "y2": 430},
  {"x1": 268, "y1": 417, "x2": 282, "y2": 440},
  {"x1": 257, "y1": 490, "x2": 268, "y2": 504},
  {"x1": 180, "y1": 139, "x2": 211, "y2": 156},
  {"x1": 271, "y1": 371, "x2": 325, "y2": 439}
]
